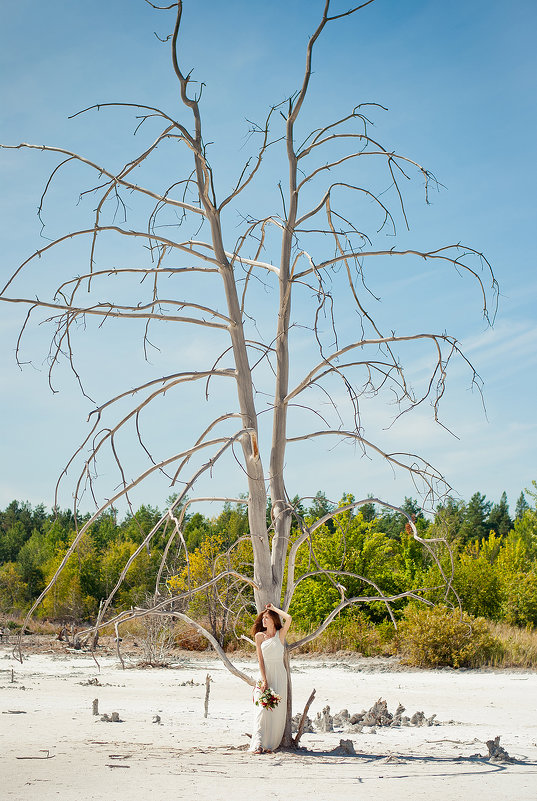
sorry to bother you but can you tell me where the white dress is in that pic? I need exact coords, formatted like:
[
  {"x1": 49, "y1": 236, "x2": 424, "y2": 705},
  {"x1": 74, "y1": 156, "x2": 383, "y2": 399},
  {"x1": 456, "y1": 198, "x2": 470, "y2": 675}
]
[{"x1": 249, "y1": 634, "x2": 287, "y2": 752}]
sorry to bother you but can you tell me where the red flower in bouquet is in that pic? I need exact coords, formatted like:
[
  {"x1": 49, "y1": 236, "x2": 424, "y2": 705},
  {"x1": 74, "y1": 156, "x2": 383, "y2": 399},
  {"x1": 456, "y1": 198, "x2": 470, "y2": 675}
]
[{"x1": 254, "y1": 681, "x2": 281, "y2": 709}]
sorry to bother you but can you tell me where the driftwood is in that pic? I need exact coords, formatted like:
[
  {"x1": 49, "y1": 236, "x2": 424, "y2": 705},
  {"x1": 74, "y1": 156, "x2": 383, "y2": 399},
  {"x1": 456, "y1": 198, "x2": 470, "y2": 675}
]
[
  {"x1": 486, "y1": 736, "x2": 514, "y2": 762},
  {"x1": 330, "y1": 698, "x2": 437, "y2": 731},
  {"x1": 293, "y1": 688, "x2": 316, "y2": 747},
  {"x1": 100, "y1": 712, "x2": 121, "y2": 722},
  {"x1": 204, "y1": 673, "x2": 212, "y2": 719},
  {"x1": 330, "y1": 739, "x2": 356, "y2": 756},
  {"x1": 81, "y1": 677, "x2": 101, "y2": 686},
  {"x1": 468, "y1": 736, "x2": 515, "y2": 763},
  {"x1": 16, "y1": 750, "x2": 55, "y2": 760},
  {"x1": 57, "y1": 625, "x2": 81, "y2": 649},
  {"x1": 315, "y1": 705, "x2": 334, "y2": 733}
]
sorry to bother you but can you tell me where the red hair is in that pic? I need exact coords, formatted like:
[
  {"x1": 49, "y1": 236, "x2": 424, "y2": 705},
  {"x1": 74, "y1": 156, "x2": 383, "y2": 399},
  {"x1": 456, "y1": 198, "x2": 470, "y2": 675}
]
[{"x1": 251, "y1": 608, "x2": 282, "y2": 638}]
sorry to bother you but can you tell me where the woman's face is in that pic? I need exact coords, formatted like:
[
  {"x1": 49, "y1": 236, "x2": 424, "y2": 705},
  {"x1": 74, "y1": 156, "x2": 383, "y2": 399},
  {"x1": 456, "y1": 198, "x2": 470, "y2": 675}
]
[{"x1": 262, "y1": 612, "x2": 271, "y2": 629}]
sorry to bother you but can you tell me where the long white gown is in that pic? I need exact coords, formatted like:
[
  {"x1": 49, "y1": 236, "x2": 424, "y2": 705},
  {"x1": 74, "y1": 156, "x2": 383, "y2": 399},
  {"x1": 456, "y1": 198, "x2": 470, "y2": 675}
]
[{"x1": 249, "y1": 634, "x2": 287, "y2": 752}]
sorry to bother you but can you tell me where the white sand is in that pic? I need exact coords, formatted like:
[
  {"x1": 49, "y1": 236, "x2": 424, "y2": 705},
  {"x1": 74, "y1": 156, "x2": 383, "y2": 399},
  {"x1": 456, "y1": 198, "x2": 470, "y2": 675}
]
[{"x1": 2, "y1": 645, "x2": 536, "y2": 800}]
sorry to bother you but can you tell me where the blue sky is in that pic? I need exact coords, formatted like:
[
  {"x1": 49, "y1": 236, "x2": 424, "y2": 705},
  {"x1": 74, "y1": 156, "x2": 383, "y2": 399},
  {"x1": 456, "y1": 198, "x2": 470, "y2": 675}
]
[{"x1": 1, "y1": 0, "x2": 536, "y2": 519}]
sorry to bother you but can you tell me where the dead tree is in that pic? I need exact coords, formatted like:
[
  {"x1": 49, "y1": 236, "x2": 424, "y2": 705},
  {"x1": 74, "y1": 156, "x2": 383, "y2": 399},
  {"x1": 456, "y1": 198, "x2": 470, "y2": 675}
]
[{"x1": 1, "y1": 1, "x2": 496, "y2": 747}]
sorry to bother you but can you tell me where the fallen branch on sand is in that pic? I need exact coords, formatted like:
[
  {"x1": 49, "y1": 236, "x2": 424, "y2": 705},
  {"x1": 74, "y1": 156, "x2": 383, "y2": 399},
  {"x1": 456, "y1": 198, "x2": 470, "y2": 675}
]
[{"x1": 16, "y1": 750, "x2": 55, "y2": 760}]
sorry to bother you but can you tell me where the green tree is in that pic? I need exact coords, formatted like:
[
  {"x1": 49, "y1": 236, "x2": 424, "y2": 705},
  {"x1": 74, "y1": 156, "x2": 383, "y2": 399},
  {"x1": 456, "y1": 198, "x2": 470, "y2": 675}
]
[
  {"x1": 487, "y1": 491, "x2": 512, "y2": 537},
  {"x1": 515, "y1": 491, "x2": 530, "y2": 520},
  {"x1": 40, "y1": 537, "x2": 101, "y2": 622},
  {"x1": 90, "y1": 510, "x2": 119, "y2": 550},
  {"x1": 454, "y1": 534, "x2": 503, "y2": 619},
  {"x1": 307, "y1": 492, "x2": 336, "y2": 529},
  {"x1": 525, "y1": 480, "x2": 537, "y2": 506},
  {"x1": 183, "y1": 512, "x2": 211, "y2": 552},
  {"x1": 16, "y1": 531, "x2": 54, "y2": 597},
  {"x1": 500, "y1": 570, "x2": 537, "y2": 626},
  {"x1": 0, "y1": 562, "x2": 28, "y2": 612},
  {"x1": 511, "y1": 509, "x2": 537, "y2": 560},
  {"x1": 459, "y1": 492, "x2": 492, "y2": 543},
  {"x1": 492, "y1": 518, "x2": 537, "y2": 626},
  {"x1": 431, "y1": 496, "x2": 466, "y2": 542},
  {"x1": 0, "y1": 500, "x2": 47, "y2": 562},
  {"x1": 378, "y1": 497, "x2": 425, "y2": 540},
  {"x1": 291, "y1": 497, "x2": 407, "y2": 624},
  {"x1": 360, "y1": 499, "x2": 377, "y2": 523},
  {"x1": 0, "y1": 521, "x2": 27, "y2": 563},
  {"x1": 210, "y1": 502, "x2": 249, "y2": 546},
  {"x1": 41, "y1": 518, "x2": 71, "y2": 551},
  {"x1": 121, "y1": 505, "x2": 163, "y2": 545},
  {"x1": 100, "y1": 539, "x2": 153, "y2": 608},
  {"x1": 169, "y1": 533, "x2": 253, "y2": 645}
]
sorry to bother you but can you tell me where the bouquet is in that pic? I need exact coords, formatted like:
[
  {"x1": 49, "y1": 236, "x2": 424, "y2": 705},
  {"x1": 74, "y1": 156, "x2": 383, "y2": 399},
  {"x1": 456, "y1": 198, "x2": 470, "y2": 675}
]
[{"x1": 254, "y1": 680, "x2": 281, "y2": 709}]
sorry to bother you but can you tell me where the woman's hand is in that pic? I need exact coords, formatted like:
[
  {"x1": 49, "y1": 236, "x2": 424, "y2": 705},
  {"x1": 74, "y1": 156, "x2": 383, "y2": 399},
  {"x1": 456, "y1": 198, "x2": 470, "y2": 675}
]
[
  {"x1": 261, "y1": 679, "x2": 268, "y2": 691},
  {"x1": 265, "y1": 602, "x2": 292, "y2": 639}
]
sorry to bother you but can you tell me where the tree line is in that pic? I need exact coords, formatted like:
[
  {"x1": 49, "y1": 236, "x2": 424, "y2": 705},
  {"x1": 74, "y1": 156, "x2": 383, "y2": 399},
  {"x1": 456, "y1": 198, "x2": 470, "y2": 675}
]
[{"x1": 1, "y1": 485, "x2": 536, "y2": 642}]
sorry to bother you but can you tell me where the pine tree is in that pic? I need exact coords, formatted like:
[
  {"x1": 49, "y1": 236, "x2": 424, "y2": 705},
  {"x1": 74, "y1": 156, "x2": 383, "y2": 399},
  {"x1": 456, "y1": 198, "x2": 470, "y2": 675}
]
[
  {"x1": 459, "y1": 492, "x2": 492, "y2": 543},
  {"x1": 487, "y1": 491, "x2": 513, "y2": 537},
  {"x1": 516, "y1": 491, "x2": 530, "y2": 520},
  {"x1": 432, "y1": 496, "x2": 466, "y2": 542}
]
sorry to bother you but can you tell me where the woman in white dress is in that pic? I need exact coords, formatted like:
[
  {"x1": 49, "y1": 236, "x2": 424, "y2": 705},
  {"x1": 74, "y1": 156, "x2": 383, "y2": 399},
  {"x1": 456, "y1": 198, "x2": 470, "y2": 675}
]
[{"x1": 249, "y1": 603, "x2": 292, "y2": 754}]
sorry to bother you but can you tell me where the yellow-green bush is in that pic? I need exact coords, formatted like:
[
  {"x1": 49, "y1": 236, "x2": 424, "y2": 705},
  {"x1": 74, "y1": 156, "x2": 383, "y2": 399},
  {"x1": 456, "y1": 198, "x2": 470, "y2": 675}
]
[
  {"x1": 293, "y1": 612, "x2": 394, "y2": 656},
  {"x1": 397, "y1": 604, "x2": 498, "y2": 668}
]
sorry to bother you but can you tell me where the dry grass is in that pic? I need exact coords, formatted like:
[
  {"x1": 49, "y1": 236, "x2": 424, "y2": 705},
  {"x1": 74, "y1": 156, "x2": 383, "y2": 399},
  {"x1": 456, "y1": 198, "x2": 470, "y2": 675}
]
[
  {"x1": 1, "y1": 615, "x2": 59, "y2": 636},
  {"x1": 4, "y1": 612, "x2": 537, "y2": 668},
  {"x1": 99, "y1": 617, "x2": 210, "y2": 651},
  {"x1": 291, "y1": 616, "x2": 394, "y2": 657},
  {"x1": 292, "y1": 616, "x2": 537, "y2": 669},
  {"x1": 485, "y1": 622, "x2": 537, "y2": 668}
]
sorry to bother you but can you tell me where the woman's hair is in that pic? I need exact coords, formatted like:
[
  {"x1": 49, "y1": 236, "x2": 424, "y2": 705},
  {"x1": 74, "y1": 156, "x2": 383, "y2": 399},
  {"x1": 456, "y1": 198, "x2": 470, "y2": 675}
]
[{"x1": 251, "y1": 608, "x2": 282, "y2": 637}]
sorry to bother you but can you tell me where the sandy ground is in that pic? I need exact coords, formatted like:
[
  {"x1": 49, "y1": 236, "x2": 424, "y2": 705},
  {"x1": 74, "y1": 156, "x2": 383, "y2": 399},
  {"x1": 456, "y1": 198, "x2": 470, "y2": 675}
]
[{"x1": 1, "y1": 641, "x2": 536, "y2": 801}]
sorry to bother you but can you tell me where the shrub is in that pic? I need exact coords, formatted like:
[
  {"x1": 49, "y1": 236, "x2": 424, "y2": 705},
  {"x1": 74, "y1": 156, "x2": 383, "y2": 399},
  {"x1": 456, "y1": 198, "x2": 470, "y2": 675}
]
[
  {"x1": 398, "y1": 604, "x2": 498, "y2": 668},
  {"x1": 293, "y1": 612, "x2": 393, "y2": 656}
]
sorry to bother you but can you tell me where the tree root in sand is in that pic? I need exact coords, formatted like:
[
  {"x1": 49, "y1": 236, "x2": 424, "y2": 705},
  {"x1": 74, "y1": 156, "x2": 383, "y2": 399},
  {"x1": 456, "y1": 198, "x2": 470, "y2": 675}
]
[
  {"x1": 469, "y1": 736, "x2": 515, "y2": 763},
  {"x1": 329, "y1": 739, "x2": 356, "y2": 756},
  {"x1": 100, "y1": 712, "x2": 122, "y2": 723},
  {"x1": 293, "y1": 698, "x2": 438, "y2": 735}
]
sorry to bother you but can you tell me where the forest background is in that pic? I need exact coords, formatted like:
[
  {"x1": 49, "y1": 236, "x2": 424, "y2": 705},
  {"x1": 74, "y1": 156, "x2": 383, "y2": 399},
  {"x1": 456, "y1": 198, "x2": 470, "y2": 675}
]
[{"x1": 2, "y1": 483, "x2": 537, "y2": 669}]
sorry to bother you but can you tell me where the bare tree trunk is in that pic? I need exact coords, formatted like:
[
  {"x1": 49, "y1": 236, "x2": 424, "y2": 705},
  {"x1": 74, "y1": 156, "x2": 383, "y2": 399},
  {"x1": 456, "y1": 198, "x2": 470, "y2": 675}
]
[{"x1": 281, "y1": 644, "x2": 294, "y2": 747}]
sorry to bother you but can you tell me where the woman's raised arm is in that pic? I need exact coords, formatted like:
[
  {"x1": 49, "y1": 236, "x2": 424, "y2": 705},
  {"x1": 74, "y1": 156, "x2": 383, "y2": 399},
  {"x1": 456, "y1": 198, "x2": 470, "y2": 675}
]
[{"x1": 266, "y1": 603, "x2": 292, "y2": 641}]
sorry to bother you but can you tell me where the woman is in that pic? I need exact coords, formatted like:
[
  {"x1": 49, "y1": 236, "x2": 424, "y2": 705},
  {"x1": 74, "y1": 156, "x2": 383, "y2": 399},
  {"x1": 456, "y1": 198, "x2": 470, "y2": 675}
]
[{"x1": 249, "y1": 602, "x2": 292, "y2": 754}]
